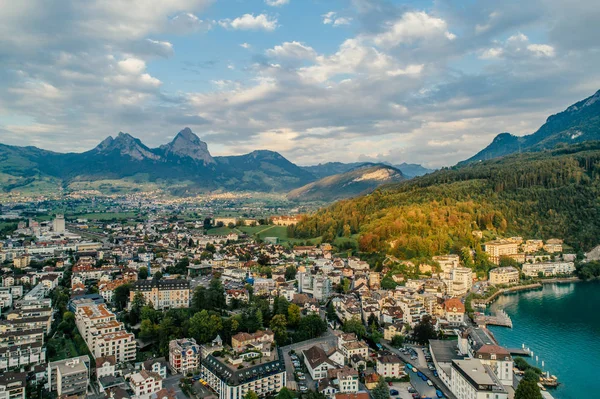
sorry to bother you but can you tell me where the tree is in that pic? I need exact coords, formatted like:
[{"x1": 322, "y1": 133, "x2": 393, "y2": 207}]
[
  {"x1": 153, "y1": 271, "x2": 163, "y2": 281},
  {"x1": 189, "y1": 310, "x2": 223, "y2": 343},
  {"x1": 138, "y1": 267, "x2": 149, "y2": 280},
  {"x1": 139, "y1": 319, "x2": 157, "y2": 341},
  {"x1": 287, "y1": 304, "x2": 301, "y2": 328},
  {"x1": 244, "y1": 391, "x2": 259, "y2": 399},
  {"x1": 413, "y1": 315, "x2": 437, "y2": 344},
  {"x1": 113, "y1": 283, "x2": 131, "y2": 310},
  {"x1": 372, "y1": 377, "x2": 390, "y2": 399},
  {"x1": 295, "y1": 314, "x2": 327, "y2": 341},
  {"x1": 343, "y1": 316, "x2": 367, "y2": 339},
  {"x1": 276, "y1": 387, "x2": 295, "y2": 399},
  {"x1": 129, "y1": 292, "x2": 146, "y2": 325},
  {"x1": 285, "y1": 265, "x2": 297, "y2": 281},
  {"x1": 274, "y1": 296, "x2": 290, "y2": 316},
  {"x1": 391, "y1": 334, "x2": 405, "y2": 348},
  {"x1": 270, "y1": 314, "x2": 288, "y2": 345},
  {"x1": 515, "y1": 378, "x2": 542, "y2": 399},
  {"x1": 326, "y1": 302, "x2": 336, "y2": 321}
]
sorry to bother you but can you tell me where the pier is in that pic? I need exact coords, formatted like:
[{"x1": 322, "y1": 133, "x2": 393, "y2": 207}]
[{"x1": 474, "y1": 310, "x2": 513, "y2": 328}]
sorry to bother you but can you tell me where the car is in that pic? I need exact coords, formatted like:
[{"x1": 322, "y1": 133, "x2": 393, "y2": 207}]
[
  {"x1": 412, "y1": 367, "x2": 418, "y2": 373},
  {"x1": 388, "y1": 382, "x2": 393, "y2": 386},
  {"x1": 408, "y1": 387, "x2": 417, "y2": 393},
  {"x1": 412, "y1": 394, "x2": 420, "y2": 399},
  {"x1": 427, "y1": 380, "x2": 434, "y2": 386},
  {"x1": 406, "y1": 363, "x2": 413, "y2": 369},
  {"x1": 417, "y1": 372, "x2": 423, "y2": 378},
  {"x1": 297, "y1": 375, "x2": 306, "y2": 381},
  {"x1": 433, "y1": 371, "x2": 438, "y2": 377},
  {"x1": 421, "y1": 375, "x2": 427, "y2": 381},
  {"x1": 389, "y1": 390, "x2": 399, "y2": 396},
  {"x1": 299, "y1": 386, "x2": 308, "y2": 392},
  {"x1": 436, "y1": 390, "x2": 444, "y2": 398}
]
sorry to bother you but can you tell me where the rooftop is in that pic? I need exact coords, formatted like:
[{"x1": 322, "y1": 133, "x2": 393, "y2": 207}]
[{"x1": 452, "y1": 359, "x2": 506, "y2": 393}]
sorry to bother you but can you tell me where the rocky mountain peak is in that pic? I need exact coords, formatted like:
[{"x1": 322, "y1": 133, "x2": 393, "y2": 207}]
[{"x1": 160, "y1": 128, "x2": 215, "y2": 165}]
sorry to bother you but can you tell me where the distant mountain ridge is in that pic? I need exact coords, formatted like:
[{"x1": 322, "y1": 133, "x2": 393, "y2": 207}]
[
  {"x1": 287, "y1": 164, "x2": 405, "y2": 202},
  {"x1": 462, "y1": 90, "x2": 600, "y2": 164},
  {"x1": 301, "y1": 161, "x2": 433, "y2": 179}
]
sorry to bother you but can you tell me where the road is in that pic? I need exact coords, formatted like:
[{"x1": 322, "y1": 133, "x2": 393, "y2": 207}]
[{"x1": 382, "y1": 342, "x2": 458, "y2": 399}]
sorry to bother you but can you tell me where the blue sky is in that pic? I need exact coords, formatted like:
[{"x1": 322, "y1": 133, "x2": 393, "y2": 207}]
[{"x1": 0, "y1": 0, "x2": 599, "y2": 167}]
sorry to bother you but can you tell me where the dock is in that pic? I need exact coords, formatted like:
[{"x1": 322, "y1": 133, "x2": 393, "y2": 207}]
[
  {"x1": 507, "y1": 348, "x2": 531, "y2": 357},
  {"x1": 474, "y1": 310, "x2": 513, "y2": 328}
]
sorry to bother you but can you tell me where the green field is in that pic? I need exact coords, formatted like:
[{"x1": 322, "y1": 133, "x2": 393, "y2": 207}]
[{"x1": 207, "y1": 224, "x2": 322, "y2": 245}]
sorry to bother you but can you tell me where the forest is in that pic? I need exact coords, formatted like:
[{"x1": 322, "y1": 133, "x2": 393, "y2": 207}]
[{"x1": 289, "y1": 142, "x2": 600, "y2": 259}]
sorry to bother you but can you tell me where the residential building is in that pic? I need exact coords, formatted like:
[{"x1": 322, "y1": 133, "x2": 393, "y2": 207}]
[
  {"x1": 201, "y1": 348, "x2": 286, "y2": 399},
  {"x1": 0, "y1": 343, "x2": 46, "y2": 373},
  {"x1": 231, "y1": 330, "x2": 274, "y2": 353},
  {"x1": 450, "y1": 359, "x2": 508, "y2": 399},
  {"x1": 444, "y1": 267, "x2": 473, "y2": 297},
  {"x1": 383, "y1": 323, "x2": 404, "y2": 341},
  {"x1": 225, "y1": 289, "x2": 249, "y2": 306},
  {"x1": 129, "y1": 279, "x2": 190, "y2": 310},
  {"x1": 169, "y1": 338, "x2": 201, "y2": 374},
  {"x1": 474, "y1": 345, "x2": 513, "y2": 386},
  {"x1": 375, "y1": 351, "x2": 403, "y2": 378},
  {"x1": 129, "y1": 370, "x2": 163, "y2": 398},
  {"x1": 484, "y1": 240, "x2": 519, "y2": 265},
  {"x1": 442, "y1": 298, "x2": 466, "y2": 326},
  {"x1": 337, "y1": 333, "x2": 368, "y2": 362},
  {"x1": 0, "y1": 372, "x2": 26, "y2": 399},
  {"x1": 303, "y1": 346, "x2": 340, "y2": 380},
  {"x1": 75, "y1": 302, "x2": 136, "y2": 363},
  {"x1": 522, "y1": 262, "x2": 575, "y2": 277},
  {"x1": 48, "y1": 356, "x2": 90, "y2": 397},
  {"x1": 543, "y1": 239, "x2": 563, "y2": 253},
  {"x1": 489, "y1": 266, "x2": 520, "y2": 285}
]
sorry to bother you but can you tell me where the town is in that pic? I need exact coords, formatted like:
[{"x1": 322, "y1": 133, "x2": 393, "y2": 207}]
[{"x1": 0, "y1": 200, "x2": 593, "y2": 399}]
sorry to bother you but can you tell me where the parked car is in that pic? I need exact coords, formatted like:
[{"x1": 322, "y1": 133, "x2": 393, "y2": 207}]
[
  {"x1": 388, "y1": 382, "x2": 393, "y2": 386},
  {"x1": 389, "y1": 389, "x2": 399, "y2": 396},
  {"x1": 427, "y1": 380, "x2": 434, "y2": 386},
  {"x1": 407, "y1": 387, "x2": 417, "y2": 393}
]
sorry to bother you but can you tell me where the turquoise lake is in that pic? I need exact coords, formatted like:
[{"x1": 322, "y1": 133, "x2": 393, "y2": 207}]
[{"x1": 488, "y1": 281, "x2": 600, "y2": 399}]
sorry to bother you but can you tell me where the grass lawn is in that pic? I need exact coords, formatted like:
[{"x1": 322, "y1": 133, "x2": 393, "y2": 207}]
[
  {"x1": 205, "y1": 224, "x2": 323, "y2": 245},
  {"x1": 48, "y1": 335, "x2": 82, "y2": 362}
]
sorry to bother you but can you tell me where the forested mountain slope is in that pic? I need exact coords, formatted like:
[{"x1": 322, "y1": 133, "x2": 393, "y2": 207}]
[{"x1": 289, "y1": 143, "x2": 600, "y2": 259}]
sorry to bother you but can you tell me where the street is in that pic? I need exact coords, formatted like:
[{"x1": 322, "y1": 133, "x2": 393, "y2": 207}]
[{"x1": 382, "y1": 342, "x2": 458, "y2": 399}]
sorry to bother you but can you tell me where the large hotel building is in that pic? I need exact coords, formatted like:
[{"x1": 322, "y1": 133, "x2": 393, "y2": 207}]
[{"x1": 129, "y1": 279, "x2": 190, "y2": 310}]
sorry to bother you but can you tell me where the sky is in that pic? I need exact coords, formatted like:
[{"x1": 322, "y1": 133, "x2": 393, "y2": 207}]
[{"x1": 1, "y1": 0, "x2": 599, "y2": 168}]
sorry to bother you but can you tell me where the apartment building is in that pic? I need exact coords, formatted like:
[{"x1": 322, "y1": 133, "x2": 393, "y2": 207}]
[
  {"x1": 0, "y1": 342, "x2": 45, "y2": 373},
  {"x1": 489, "y1": 266, "x2": 520, "y2": 285},
  {"x1": 130, "y1": 279, "x2": 190, "y2": 310},
  {"x1": 484, "y1": 240, "x2": 519, "y2": 265},
  {"x1": 544, "y1": 239, "x2": 564, "y2": 253},
  {"x1": 442, "y1": 298, "x2": 466, "y2": 327},
  {"x1": 169, "y1": 338, "x2": 201, "y2": 374},
  {"x1": 297, "y1": 272, "x2": 332, "y2": 301},
  {"x1": 375, "y1": 351, "x2": 403, "y2": 378},
  {"x1": 474, "y1": 345, "x2": 513, "y2": 386},
  {"x1": 522, "y1": 262, "x2": 575, "y2": 277},
  {"x1": 0, "y1": 372, "x2": 26, "y2": 399},
  {"x1": 450, "y1": 359, "x2": 508, "y2": 399},
  {"x1": 75, "y1": 302, "x2": 136, "y2": 363},
  {"x1": 201, "y1": 349, "x2": 286, "y2": 399},
  {"x1": 337, "y1": 333, "x2": 368, "y2": 362},
  {"x1": 231, "y1": 330, "x2": 274, "y2": 353},
  {"x1": 47, "y1": 356, "x2": 90, "y2": 397},
  {"x1": 444, "y1": 267, "x2": 473, "y2": 297}
]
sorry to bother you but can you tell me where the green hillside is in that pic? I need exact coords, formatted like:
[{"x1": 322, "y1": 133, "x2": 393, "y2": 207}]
[{"x1": 289, "y1": 142, "x2": 600, "y2": 259}]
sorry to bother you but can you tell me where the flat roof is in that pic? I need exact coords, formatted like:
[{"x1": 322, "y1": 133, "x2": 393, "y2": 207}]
[{"x1": 429, "y1": 340, "x2": 464, "y2": 364}]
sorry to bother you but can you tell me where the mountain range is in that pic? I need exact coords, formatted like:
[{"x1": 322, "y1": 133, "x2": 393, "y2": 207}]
[
  {"x1": 0, "y1": 128, "x2": 425, "y2": 198},
  {"x1": 287, "y1": 164, "x2": 405, "y2": 202},
  {"x1": 462, "y1": 89, "x2": 600, "y2": 164}
]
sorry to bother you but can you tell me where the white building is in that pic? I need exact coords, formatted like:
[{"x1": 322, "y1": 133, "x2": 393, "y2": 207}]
[
  {"x1": 450, "y1": 359, "x2": 508, "y2": 399},
  {"x1": 169, "y1": 338, "x2": 201, "y2": 374},
  {"x1": 129, "y1": 370, "x2": 163, "y2": 398},
  {"x1": 47, "y1": 356, "x2": 90, "y2": 398},
  {"x1": 52, "y1": 215, "x2": 65, "y2": 234},
  {"x1": 521, "y1": 262, "x2": 575, "y2": 277}
]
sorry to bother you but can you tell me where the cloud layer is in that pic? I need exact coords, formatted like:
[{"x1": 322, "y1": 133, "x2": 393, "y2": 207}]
[{"x1": 0, "y1": 0, "x2": 599, "y2": 168}]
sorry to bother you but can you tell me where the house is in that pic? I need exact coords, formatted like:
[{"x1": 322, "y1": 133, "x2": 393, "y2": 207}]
[
  {"x1": 375, "y1": 351, "x2": 403, "y2": 378},
  {"x1": 225, "y1": 289, "x2": 249, "y2": 306},
  {"x1": 143, "y1": 357, "x2": 169, "y2": 379},
  {"x1": 364, "y1": 373, "x2": 380, "y2": 390},
  {"x1": 129, "y1": 370, "x2": 163, "y2": 398},
  {"x1": 303, "y1": 345, "x2": 339, "y2": 380},
  {"x1": 96, "y1": 356, "x2": 116, "y2": 379},
  {"x1": 169, "y1": 339, "x2": 200, "y2": 375},
  {"x1": 442, "y1": 298, "x2": 466, "y2": 327},
  {"x1": 383, "y1": 323, "x2": 404, "y2": 341},
  {"x1": 231, "y1": 330, "x2": 274, "y2": 353}
]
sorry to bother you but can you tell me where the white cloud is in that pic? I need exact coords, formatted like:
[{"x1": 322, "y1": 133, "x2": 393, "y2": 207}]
[
  {"x1": 266, "y1": 41, "x2": 317, "y2": 61},
  {"x1": 265, "y1": 0, "x2": 289, "y2": 6},
  {"x1": 240, "y1": 43, "x2": 251, "y2": 49},
  {"x1": 169, "y1": 12, "x2": 213, "y2": 34},
  {"x1": 219, "y1": 14, "x2": 278, "y2": 31},
  {"x1": 322, "y1": 12, "x2": 353, "y2": 27},
  {"x1": 480, "y1": 47, "x2": 504, "y2": 59},
  {"x1": 118, "y1": 58, "x2": 147, "y2": 75},
  {"x1": 527, "y1": 44, "x2": 556, "y2": 57},
  {"x1": 373, "y1": 11, "x2": 456, "y2": 48}
]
